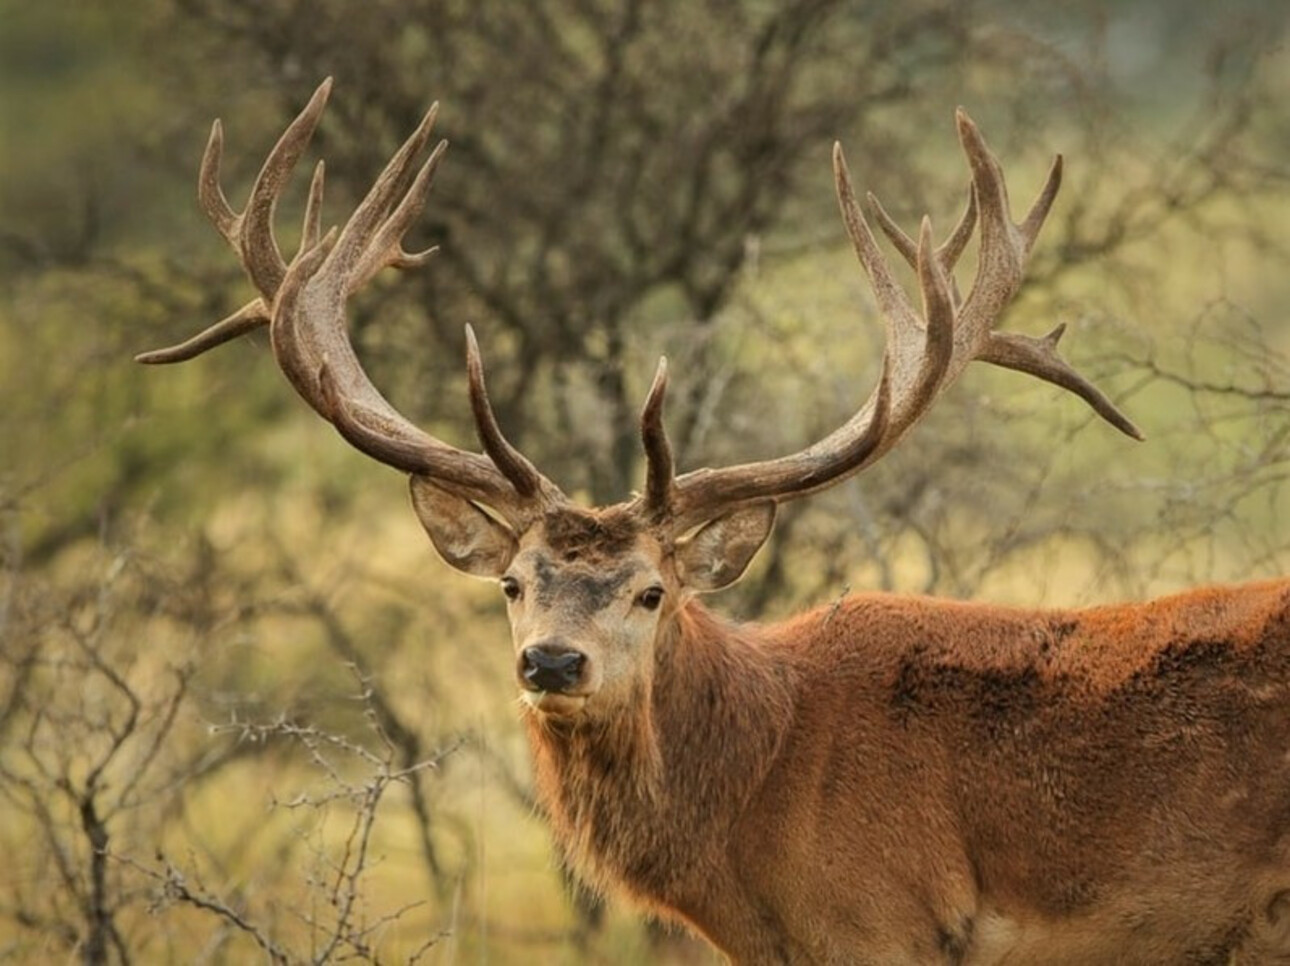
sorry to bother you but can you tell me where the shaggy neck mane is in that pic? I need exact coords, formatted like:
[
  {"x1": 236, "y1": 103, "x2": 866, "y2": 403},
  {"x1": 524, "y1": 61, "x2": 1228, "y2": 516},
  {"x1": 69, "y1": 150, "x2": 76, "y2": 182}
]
[{"x1": 524, "y1": 600, "x2": 796, "y2": 910}]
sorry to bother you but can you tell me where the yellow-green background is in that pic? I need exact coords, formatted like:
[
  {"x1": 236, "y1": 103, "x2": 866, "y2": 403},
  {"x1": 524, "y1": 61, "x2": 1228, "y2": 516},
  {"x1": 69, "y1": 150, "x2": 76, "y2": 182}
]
[{"x1": 3, "y1": 2, "x2": 1289, "y2": 962}]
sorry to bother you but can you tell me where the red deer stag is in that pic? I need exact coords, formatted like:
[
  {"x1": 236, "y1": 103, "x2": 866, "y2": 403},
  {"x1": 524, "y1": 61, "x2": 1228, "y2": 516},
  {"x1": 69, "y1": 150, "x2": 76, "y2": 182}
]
[{"x1": 139, "y1": 79, "x2": 1290, "y2": 964}]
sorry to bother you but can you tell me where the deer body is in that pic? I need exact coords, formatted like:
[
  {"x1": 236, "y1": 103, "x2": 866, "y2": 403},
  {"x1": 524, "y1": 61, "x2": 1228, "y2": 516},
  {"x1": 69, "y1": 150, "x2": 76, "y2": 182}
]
[
  {"x1": 529, "y1": 575, "x2": 1290, "y2": 964},
  {"x1": 139, "y1": 80, "x2": 1288, "y2": 963}
]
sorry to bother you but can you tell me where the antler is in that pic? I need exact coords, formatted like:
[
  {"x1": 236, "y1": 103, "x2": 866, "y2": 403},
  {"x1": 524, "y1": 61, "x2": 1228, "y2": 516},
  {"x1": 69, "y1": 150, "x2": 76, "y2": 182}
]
[
  {"x1": 136, "y1": 79, "x2": 564, "y2": 528},
  {"x1": 139, "y1": 87, "x2": 1136, "y2": 540},
  {"x1": 642, "y1": 108, "x2": 1140, "y2": 533}
]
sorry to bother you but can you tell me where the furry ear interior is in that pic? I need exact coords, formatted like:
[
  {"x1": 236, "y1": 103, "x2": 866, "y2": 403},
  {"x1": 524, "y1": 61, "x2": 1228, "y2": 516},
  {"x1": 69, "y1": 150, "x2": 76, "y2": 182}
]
[
  {"x1": 409, "y1": 477, "x2": 517, "y2": 577},
  {"x1": 675, "y1": 502, "x2": 776, "y2": 591}
]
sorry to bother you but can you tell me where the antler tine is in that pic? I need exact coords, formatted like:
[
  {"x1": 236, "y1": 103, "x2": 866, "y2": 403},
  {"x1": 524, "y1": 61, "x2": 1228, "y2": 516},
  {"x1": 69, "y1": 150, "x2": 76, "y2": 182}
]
[
  {"x1": 134, "y1": 300, "x2": 269, "y2": 365},
  {"x1": 1019, "y1": 154, "x2": 1062, "y2": 254},
  {"x1": 834, "y1": 142, "x2": 954, "y2": 434},
  {"x1": 349, "y1": 138, "x2": 446, "y2": 291},
  {"x1": 867, "y1": 185, "x2": 977, "y2": 285},
  {"x1": 833, "y1": 144, "x2": 924, "y2": 343},
  {"x1": 206, "y1": 78, "x2": 333, "y2": 298},
  {"x1": 981, "y1": 325, "x2": 1144, "y2": 440},
  {"x1": 197, "y1": 119, "x2": 238, "y2": 242},
  {"x1": 240, "y1": 79, "x2": 333, "y2": 296},
  {"x1": 323, "y1": 101, "x2": 442, "y2": 292},
  {"x1": 640, "y1": 357, "x2": 675, "y2": 521},
  {"x1": 302, "y1": 160, "x2": 325, "y2": 252},
  {"x1": 914, "y1": 216, "x2": 956, "y2": 396},
  {"x1": 464, "y1": 324, "x2": 557, "y2": 500}
]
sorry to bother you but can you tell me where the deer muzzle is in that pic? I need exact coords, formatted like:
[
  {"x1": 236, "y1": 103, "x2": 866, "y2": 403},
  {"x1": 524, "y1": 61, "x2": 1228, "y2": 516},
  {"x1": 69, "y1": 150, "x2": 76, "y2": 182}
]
[{"x1": 520, "y1": 645, "x2": 586, "y2": 693}]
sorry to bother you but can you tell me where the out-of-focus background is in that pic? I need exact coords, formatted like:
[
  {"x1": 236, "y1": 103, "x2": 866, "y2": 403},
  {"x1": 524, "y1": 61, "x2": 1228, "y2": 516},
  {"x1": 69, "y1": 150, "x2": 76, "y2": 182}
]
[{"x1": 2, "y1": 1, "x2": 1288, "y2": 962}]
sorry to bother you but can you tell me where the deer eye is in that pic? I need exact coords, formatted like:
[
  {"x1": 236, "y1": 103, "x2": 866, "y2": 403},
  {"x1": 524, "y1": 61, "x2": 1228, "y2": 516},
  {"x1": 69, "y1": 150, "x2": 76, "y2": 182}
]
[
  {"x1": 500, "y1": 576, "x2": 522, "y2": 602},
  {"x1": 637, "y1": 586, "x2": 665, "y2": 611}
]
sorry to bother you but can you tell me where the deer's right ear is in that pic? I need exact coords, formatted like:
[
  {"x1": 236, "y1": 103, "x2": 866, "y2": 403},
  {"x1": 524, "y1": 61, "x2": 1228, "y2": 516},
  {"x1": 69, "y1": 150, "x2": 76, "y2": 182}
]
[{"x1": 409, "y1": 477, "x2": 518, "y2": 577}]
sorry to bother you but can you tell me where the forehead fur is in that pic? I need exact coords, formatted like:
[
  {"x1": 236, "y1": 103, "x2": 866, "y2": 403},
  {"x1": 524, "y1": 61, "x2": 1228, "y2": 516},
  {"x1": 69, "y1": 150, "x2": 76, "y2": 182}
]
[{"x1": 540, "y1": 507, "x2": 644, "y2": 563}]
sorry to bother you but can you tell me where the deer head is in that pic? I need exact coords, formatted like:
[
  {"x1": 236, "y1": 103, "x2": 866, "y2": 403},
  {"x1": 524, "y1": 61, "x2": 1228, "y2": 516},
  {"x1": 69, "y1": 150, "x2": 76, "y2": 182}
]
[{"x1": 138, "y1": 79, "x2": 1139, "y2": 723}]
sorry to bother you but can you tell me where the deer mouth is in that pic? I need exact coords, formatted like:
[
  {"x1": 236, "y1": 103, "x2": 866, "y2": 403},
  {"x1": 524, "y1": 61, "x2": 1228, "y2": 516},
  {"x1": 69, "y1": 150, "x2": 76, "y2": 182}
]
[{"x1": 521, "y1": 689, "x2": 589, "y2": 717}]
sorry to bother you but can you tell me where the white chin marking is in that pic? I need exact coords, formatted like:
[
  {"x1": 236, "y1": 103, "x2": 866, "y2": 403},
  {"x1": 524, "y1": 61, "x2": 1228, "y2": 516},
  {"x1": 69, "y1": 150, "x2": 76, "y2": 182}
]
[{"x1": 523, "y1": 691, "x2": 588, "y2": 717}]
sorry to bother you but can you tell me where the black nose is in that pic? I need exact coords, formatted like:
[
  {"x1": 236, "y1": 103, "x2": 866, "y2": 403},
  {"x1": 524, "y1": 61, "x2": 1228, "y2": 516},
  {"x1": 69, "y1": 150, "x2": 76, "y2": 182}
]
[{"x1": 521, "y1": 646, "x2": 585, "y2": 693}]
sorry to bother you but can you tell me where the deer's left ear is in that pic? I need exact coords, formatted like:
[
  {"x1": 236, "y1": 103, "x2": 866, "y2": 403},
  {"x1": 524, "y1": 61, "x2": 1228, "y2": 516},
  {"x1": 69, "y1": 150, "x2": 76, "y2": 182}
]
[
  {"x1": 675, "y1": 502, "x2": 776, "y2": 591},
  {"x1": 409, "y1": 477, "x2": 518, "y2": 577}
]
